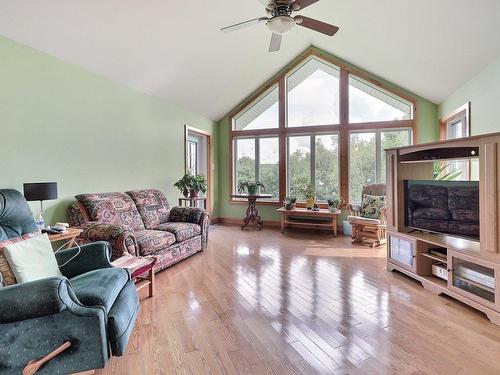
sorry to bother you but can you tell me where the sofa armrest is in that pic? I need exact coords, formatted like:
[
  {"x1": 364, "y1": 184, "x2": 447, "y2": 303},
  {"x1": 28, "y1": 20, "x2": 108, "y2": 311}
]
[
  {"x1": 78, "y1": 222, "x2": 138, "y2": 258},
  {"x1": 56, "y1": 241, "x2": 113, "y2": 279},
  {"x1": 169, "y1": 206, "x2": 209, "y2": 226},
  {"x1": 0, "y1": 277, "x2": 73, "y2": 324}
]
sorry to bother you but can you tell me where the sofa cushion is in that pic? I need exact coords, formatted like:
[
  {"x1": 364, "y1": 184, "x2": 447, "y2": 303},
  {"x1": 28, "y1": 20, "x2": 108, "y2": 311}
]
[
  {"x1": 135, "y1": 230, "x2": 176, "y2": 256},
  {"x1": 70, "y1": 267, "x2": 129, "y2": 313},
  {"x1": 76, "y1": 192, "x2": 145, "y2": 231},
  {"x1": 154, "y1": 222, "x2": 201, "y2": 242},
  {"x1": 108, "y1": 280, "x2": 140, "y2": 356},
  {"x1": 126, "y1": 189, "x2": 170, "y2": 229}
]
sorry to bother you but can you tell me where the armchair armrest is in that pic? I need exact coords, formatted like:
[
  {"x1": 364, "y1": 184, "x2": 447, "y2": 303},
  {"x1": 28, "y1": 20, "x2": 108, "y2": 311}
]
[
  {"x1": 0, "y1": 277, "x2": 72, "y2": 324},
  {"x1": 347, "y1": 203, "x2": 362, "y2": 216},
  {"x1": 78, "y1": 222, "x2": 138, "y2": 258},
  {"x1": 56, "y1": 241, "x2": 113, "y2": 279},
  {"x1": 380, "y1": 206, "x2": 387, "y2": 225},
  {"x1": 169, "y1": 206, "x2": 209, "y2": 227}
]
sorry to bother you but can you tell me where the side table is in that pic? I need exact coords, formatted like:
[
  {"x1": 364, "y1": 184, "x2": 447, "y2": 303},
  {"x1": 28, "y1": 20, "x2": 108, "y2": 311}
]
[
  {"x1": 112, "y1": 254, "x2": 156, "y2": 298},
  {"x1": 230, "y1": 194, "x2": 273, "y2": 230},
  {"x1": 48, "y1": 228, "x2": 83, "y2": 249}
]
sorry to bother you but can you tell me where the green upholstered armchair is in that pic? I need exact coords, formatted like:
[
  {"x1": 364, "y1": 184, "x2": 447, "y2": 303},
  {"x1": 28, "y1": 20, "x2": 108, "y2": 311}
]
[{"x1": 0, "y1": 189, "x2": 139, "y2": 374}]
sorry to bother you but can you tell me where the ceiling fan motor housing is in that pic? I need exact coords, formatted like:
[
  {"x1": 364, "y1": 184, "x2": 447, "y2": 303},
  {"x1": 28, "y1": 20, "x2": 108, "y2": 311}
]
[{"x1": 266, "y1": 3, "x2": 297, "y2": 34}]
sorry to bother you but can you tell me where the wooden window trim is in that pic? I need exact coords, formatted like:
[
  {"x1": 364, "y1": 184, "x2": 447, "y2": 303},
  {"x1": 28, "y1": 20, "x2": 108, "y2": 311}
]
[
  {"x1": 439, "y1": 102, "x2": 471, "y2": 141},
  {"x1": 228, "y1": 48, "x2": 417, "y2": 206}
]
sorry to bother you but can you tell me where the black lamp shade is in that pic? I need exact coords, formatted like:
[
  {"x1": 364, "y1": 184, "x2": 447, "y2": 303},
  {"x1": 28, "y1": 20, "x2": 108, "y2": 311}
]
[{"x1": 23, "y1": 182, "x2": 58, "y2": 202}]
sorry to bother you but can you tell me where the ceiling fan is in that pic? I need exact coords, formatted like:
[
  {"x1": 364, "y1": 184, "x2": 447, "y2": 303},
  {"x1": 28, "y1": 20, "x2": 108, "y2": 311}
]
[{"x1": 221, "y1": 0, "x2": 339, "y2": 52}]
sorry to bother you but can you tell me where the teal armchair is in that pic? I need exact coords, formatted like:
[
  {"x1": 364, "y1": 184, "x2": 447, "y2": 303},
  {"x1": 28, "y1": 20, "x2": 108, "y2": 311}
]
[{"x1": 0, "y1": 189, "x2": 139, "y2": 374}]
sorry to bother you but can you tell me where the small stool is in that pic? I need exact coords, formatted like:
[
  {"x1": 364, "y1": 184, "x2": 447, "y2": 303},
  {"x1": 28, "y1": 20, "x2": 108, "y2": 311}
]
[{"x1": 112, "y1": 254, "x2": 156, "y2": 298}]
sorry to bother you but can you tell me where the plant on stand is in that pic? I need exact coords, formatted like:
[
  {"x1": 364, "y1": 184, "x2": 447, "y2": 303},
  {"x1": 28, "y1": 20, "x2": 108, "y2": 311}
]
[
  {"x1": 238, "y1": 181, "x2": 265, "y2": 196},
  {"x1": 327, "y1": 195, "x2": 344, "y2": 213},
  {"x1": 299, "y1": 182, "x2": 315, "y2": 209},
  {"x1": 174, "y1": 173, "x2": 208, "y2": 198}
]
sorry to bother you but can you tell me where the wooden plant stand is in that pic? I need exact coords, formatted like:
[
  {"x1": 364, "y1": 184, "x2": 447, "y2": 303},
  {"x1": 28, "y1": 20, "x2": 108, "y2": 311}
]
[{"x1": 231, "y1": 194, "x2": 273, "y2": 230}]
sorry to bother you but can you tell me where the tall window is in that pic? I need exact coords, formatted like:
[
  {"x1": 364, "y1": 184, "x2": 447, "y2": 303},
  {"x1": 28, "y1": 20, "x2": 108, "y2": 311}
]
[
  {"x1": 230, "y1": 51, "x2": 415, "y2": 205},
  {"x1": 187, "y1": 140, "x2": 198, "y2": 175},
  {"x1": 234, "y1": 137, "x2": 279, "y2": 199}
]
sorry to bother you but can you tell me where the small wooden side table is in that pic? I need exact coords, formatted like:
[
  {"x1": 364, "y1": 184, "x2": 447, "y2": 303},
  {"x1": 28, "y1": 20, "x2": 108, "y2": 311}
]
[
  {"x1": 178, "y1": 197, "x2": 207, "y2": 209},
  {"x1": 231, "y1": 194, "x2": 274, "y2": 230},
  {"x1": 48, "y1": 228, "x2": 83, "y2": 249},
  {"x1": 112, "y1": 254, "x2": 156, "y2": 298}
]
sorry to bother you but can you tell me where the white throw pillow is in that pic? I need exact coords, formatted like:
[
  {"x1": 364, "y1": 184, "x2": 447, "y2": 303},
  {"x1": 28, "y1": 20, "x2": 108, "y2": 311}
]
[{"x1": 4, "y1": 234, "x2": 62, "y2": 283}]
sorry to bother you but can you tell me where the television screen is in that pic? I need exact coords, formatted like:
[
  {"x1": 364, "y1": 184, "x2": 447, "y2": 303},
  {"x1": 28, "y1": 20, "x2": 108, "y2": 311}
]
[{"x1": 404, "y1": 180, "x2": 479, "y2": 240}]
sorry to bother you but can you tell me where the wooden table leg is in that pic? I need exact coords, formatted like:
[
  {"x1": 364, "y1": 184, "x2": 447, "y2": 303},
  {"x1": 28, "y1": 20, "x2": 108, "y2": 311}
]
[
  {"x1": 241, "y1": 196, "x2": 263, "y2": 230},
  {"x1": 280, "y1": 212, "x2": 285, "y2": 233},
  {"x1": 332, "y1": 217, "x2": 338, "y2": 237},
  {"x1": 149, "y1": 267, "x2": 154, "y2": 298}
]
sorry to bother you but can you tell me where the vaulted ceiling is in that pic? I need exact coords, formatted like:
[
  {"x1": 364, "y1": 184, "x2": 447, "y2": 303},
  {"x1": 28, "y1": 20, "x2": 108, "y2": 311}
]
[{"x1": 1, "y1": 0, "x2": 500, "y2": 121}]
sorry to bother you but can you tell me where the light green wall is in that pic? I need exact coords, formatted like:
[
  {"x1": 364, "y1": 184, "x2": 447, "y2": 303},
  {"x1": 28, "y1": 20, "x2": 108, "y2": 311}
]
[
  {"x1": 217, "y1": 47, "x2": 439, "y2": 222},
  {"x1": 439, "y1": 54, "x2": 500, "y2": 135},
  {"x1": 0, "y1": 36, "x2": 218, "y2": 224}
]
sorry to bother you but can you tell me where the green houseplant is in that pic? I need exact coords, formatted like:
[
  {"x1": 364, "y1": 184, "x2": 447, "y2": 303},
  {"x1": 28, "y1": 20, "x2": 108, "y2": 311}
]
[
  {"x1": 174, "y1": 173, "x2": 208, "y2": 198},
  {"x1": 283, "y1": 197, "x2": 297, "y2": 210},
  {"x1": 238, "y1": 181, "x2": 265, "y2": 196},
  {"x1": 299, "y1": 182, "x2": 315, "y2": 209},
  {"x1": 327, "y1": 196, "x2": 344, "y2": 213}
]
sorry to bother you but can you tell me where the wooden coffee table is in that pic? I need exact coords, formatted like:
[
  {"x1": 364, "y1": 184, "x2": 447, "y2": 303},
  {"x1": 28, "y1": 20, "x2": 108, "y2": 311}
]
[
  {"x1": 112, "y1": 254, "x2": 156, "y2": 298},
  {"x1": 277, "y1": 207, "x2": 341, "y2": 236}
]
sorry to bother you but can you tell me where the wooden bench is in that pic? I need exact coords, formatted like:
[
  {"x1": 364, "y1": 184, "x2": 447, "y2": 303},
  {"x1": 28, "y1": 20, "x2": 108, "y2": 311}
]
[{"x1": 277, "y1": 208, "x2": 341, "y2": 236}]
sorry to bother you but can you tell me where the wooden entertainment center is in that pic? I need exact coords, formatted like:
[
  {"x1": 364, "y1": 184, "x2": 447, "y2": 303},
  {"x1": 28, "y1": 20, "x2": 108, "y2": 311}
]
[{"x1": 386, "y1": 132, "x2": 500, "y2": 325}]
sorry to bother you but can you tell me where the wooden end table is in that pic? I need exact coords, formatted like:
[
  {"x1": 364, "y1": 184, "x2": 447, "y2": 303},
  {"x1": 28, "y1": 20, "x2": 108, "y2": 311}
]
[
  {"x1": 178, "y1": 197, "x2": 207, "y2": 209},
  {"x1": 231, "y1": 194, "x2": 273, "y2": 230},
  {"x1": 277, "y1": 207, "x2": 341, "y2": 236},
  {"x1": 112, "y1": 254, "x2": 156, "y2": 298},
  {"x1": 48, "y1": 228, "x2": 83, "y2": 249}
]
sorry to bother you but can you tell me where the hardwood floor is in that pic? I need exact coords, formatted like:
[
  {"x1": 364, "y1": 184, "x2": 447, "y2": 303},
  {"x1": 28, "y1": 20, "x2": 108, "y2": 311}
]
[{"x1": 98, "y1": 225, "x2": 500, "y2": 375}]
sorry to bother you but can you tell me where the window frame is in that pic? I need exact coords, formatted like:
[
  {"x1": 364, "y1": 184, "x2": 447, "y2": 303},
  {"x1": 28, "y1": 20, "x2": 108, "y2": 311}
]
[{"x1": 228, "y1": 49, "x2": 417, "y2": 206}]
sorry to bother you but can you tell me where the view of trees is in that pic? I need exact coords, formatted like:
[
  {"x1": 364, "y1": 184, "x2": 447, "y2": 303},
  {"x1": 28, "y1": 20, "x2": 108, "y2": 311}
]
[{"x1": 233, "y1": 57, "x2": 413, "y2": 204}]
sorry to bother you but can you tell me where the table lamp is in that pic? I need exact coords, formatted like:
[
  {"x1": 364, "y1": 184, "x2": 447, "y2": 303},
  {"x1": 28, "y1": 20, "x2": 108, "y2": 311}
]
[{"x1": 23, "y1": 182, "x2": 58, "y2": 224}]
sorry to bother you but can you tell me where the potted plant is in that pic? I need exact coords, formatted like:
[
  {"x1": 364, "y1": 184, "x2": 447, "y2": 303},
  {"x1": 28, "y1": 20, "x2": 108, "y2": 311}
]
[
  {"x1": 238, "y1": 181, "x2": 265, "y2": 196},
  {"x1": 174, "y1": 173, "x2": 208, "y2": 198},
  {"x1": 299, "y1": 182, "x2": 315, "y2": 209},
  {"x1": 283, "y1": 197, "x2": 296, "y2": 210},
  {"x1": 190, "y1": 174, "x2": 208, "y2": 197},
  {"x1": 174, "y1": 173, "x2": 194, "y2": 197},
  {"x1": 327, "y1": 196, "x2": 344, "y2": 213}
]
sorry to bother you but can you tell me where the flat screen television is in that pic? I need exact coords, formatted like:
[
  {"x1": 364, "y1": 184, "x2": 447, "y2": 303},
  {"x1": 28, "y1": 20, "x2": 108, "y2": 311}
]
[{"x1": 404, "y1": 180, "x2": 480, "y2": 240}]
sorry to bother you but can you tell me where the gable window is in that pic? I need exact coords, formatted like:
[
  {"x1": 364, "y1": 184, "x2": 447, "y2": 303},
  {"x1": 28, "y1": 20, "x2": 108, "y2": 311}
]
[
  {"x1": 230, "y1": 50, "x2": 415, "y2": 206},
  {"x1": 287, "y1": 57, "x2": 340, "y2": 127}
]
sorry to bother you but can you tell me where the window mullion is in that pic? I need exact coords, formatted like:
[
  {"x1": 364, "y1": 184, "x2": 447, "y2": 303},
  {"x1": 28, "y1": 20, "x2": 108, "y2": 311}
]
[
  {"x1": 311, "y1": 135, "x2": 316, "y2": 194},
  {"x1": 375, "y1": 131, "x2": 382, "y2": 183},
  {"x1": 255, "y1": 138, "x2": 260, "y2": 183}
]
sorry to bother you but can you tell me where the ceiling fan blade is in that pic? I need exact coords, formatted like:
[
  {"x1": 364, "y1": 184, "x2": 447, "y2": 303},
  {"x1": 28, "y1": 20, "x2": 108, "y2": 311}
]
[
  {"x1": 295, "y1": 16, "x2": 339, "y2": 36},
  {"x1": 269, "y1": 33, "x2": 282, "y2": 52},
  {"x1": 221, "y1": 17, "x2": 268, "y2": 33},
  {"x1": 292, "y1": 0, "x2": 319, "y2": 10}
]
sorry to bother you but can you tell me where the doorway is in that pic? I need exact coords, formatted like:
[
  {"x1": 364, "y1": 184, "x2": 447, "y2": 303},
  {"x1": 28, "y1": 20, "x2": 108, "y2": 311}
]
[{"x1": 184, "y1": 125, "x2": 212, "y2": 213}]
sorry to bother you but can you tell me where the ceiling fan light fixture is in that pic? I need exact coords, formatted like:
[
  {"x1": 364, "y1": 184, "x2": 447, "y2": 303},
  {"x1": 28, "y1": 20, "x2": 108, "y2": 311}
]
[{"x1": 267, "y1": 16, "x2": 296, "y2": 34}]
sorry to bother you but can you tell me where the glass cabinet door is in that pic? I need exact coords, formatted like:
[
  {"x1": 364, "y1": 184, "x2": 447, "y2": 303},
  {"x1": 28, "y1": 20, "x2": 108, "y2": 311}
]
[
  {"x1": 388, "y1": 236, "x2": 415, "y2": 270},
  {"x1": 450, "y1": 256, "x2": 496, "y2": 306}
]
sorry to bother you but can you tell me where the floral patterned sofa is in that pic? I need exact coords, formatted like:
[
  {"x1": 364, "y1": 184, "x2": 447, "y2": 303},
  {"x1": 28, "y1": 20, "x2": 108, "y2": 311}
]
[{"x1": 68, "y1": 189, "x2": 209, "y2": 272}]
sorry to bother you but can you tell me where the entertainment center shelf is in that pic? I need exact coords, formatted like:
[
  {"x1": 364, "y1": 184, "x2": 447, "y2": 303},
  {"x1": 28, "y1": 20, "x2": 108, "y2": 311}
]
[{"x1": 385, "y1": 132, "x2": 500, "y2": 326}]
